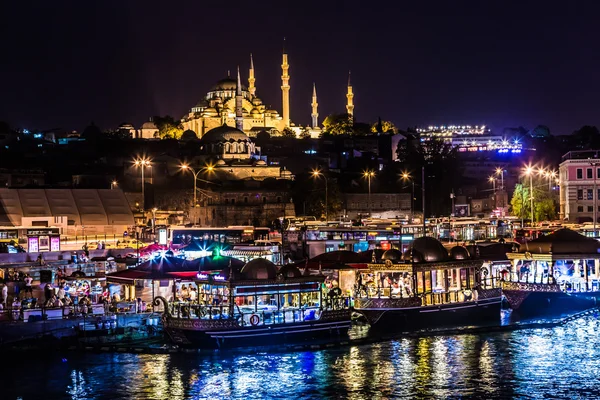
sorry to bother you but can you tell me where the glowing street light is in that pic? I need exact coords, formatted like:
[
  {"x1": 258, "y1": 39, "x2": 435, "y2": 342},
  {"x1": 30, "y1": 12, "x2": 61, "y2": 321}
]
[
  {"x1": 363, "y1": 170, "x2": 375, "y2": 217},
  {"x1": 524, "y1": 165, "x2": 535, "y2": 226},
  {"x1": 111, "y1": 180, "x2": 118, "y2": 190},
  {"x1": 495, "y1": 167, "x2": 504, "y2": 191},
  {"x1": 180, "y1": 163, "x2": 202, "y2": 207},
  {"x1": 133, "y1": 157, "x2": 151, "y2": 210},
  {"x1": 312, "y1": 169, "x2": 329, "y2": 222},
  {"x1": 401, "y1": 171, "x2": 415, "y2": 220}
]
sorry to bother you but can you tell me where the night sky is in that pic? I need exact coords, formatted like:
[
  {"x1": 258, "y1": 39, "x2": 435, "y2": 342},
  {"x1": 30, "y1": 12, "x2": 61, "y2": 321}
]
[{"x1": 2, "y1": 1, "x2": 600, "y2": 135}]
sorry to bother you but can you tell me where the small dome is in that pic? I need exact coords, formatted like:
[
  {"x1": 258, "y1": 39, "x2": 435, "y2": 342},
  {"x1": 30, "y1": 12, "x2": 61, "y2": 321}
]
[
  {"x1": 250, "y1": 108, "x2": 261, "y2": 116},
  {"x1": 216, "y1": 159, "x2": 227, "y2": 166},
  {"x1": 252, "y1": 98, "x2": 263, "y2": 106},
  {"x1": 180, "y1": 130, "x2": 198, "y2": 141},
  {"x1": 411, "y1": 237, "x2": 448, "y2": 262},
  {"x1": 200, "y1": 124, "x2": 250, "y2": 144},
  {"x1": 266, "y1": 109, "x2": 279, "y2": 115},
  {"x1": 450, "y1": 246, "x2": 470, "y2": 260},
  {"x1": 403, "y1": 248, "x2": 424, "y2": 263},
  {"x1": 255, "y1": 160, "x2": 267, "y2": 166},
  {"x1": 211, "y1": 77, "x2": 246, "y2": 91},
  {"x1": 141, "y1": 120, "x2": 157, "y2": 129},
  {"x1": 118, "y1": 123, "x2": 134, "y2": 129},
  {"x1": 241, "y1": 258, "x2": 278, "y2": 280},
  {"x1": 202, "y1": 107, "x2": 219, "y2": 117},
  {"x1": 381, "y1": 249, "x2": 403, "y2": 263},
  {"x1": 278, "y1": 264, "x2": 301, "y2": 278}
]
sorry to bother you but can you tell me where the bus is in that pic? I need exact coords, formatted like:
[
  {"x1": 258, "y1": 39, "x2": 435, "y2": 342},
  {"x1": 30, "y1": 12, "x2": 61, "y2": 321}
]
[{"x1": 168, "y1": 226, "x2": 271, "y2": 249}]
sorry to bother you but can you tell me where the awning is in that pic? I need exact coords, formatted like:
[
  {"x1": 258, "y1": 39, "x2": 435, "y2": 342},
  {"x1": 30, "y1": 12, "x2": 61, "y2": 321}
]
[{"x1": 222, "y1": 250, "x2": 272, "y2": 257}]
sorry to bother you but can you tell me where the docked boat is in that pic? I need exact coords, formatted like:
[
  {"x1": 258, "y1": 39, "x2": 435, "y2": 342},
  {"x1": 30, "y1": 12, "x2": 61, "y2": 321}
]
[
  {"x1": 157, "y1": 258, "x2": 352, "y2": 349},
  {"x1": 348, "y1": 237, "x2": 503, "y2": 331},
  {"x1": 502, "y1": 228, "x2": 600, "y2": 316}
]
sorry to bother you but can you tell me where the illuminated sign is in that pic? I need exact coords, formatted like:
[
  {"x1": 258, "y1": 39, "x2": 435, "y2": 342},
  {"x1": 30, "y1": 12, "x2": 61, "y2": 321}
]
[
  {"x1": 28, "y1": 237, "x2": 39, "y2": 253},
  {"x1": 158, "y1": 228, "x2": 167, "y2": 245},
  {"x1": 196, "y1": 273, "x2": 225, "y2": 281},
  {"x1": 50, "y1": 236, "x2": 61, "y2": 252},
  {"x1": 401, "y1": 235, "x2": 414, "y2": 241}
]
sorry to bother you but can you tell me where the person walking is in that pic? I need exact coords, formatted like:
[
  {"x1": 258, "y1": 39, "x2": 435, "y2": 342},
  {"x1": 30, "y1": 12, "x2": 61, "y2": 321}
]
[
  {"x1": 24, "y1": 274, "x2": 33, "y2": 295},
  {"x1": 1, "y1": 283, "x2": 7, "y2": 306}
]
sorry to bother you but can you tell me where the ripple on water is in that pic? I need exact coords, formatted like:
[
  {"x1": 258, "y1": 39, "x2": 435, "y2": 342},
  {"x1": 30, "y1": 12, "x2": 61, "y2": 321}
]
[{"x1": 4, "y1": 315, "x2": 600, "y2": 399}]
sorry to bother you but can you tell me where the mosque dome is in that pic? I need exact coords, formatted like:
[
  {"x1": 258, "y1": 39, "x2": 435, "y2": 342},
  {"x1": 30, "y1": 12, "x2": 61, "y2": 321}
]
[
  {"x1": 141, "y1": 120, "x2": 157, "y2": 130},
  {"x1": 216, "y1": 159, "x2": 227, "y2": 166},
  {"x1": 381, "y1": 249, "x2": 403, "y2": 263},
  {"x1": 251, "y1": 108, "x2": 261, "y2": 117},
  {"x1": 266, "y1": 109, "x2": 279, "y2": 115},
  {"x1": 278, "y1": 264, "x2": 302, "y2": 279},
  {"x1": 411, "y1": 237, "x2": 449, "y2": 262},
  {"x1": 180, "y1": 130, "x2": 198, "y2": 141},
  {"x1": 200, "y1": 125, "x2": 250, "y2": 144},
  {"x1": 450, "y1": 246, "x2": 471, "y2": 260},
  {"x1": 255, "y1": 160, "x2": 267, "y2": 166},
  {"x1": 202, "y1": 107, "x2": 219, "y2": 117},
  {"x1": 241, "y1": 258, "x2": 277, "y2": 280},
  {"x1": 211, "y1": 77, "x2": 247, "y2": 91},
  {"x1": 252, "y1": 98, "x2": 263, "y2": 106}
]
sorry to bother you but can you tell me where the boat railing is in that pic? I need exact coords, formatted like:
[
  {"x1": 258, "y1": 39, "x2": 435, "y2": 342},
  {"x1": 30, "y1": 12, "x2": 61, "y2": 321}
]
[{"x1": 167, "y1": 297, "x2": 350, "y2": 326}]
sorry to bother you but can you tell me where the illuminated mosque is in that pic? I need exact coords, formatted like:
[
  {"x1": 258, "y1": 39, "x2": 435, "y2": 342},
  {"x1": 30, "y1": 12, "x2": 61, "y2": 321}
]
[{"x1": 179, "y1": 50, "x2": 355, "y2": 139}]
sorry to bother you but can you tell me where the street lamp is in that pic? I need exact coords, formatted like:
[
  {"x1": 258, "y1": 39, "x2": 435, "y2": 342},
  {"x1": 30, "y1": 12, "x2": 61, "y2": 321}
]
[
  {"x1": 133, "y1": 157, "x2": 151, "y2": 210},
  {"x1": 401, "y1": 172, "x2": 415, "y2": 221},
  {"x1": 180, "y1": 163, "x2": 203, "y2": 207},
  {"x1": 495, "y1": 167, "x2": 504, "y2": 191},
  {"x1": 312, "y1": 169, "x2": 329, "y2": 222},
  {"x1": 524, "y1": 165, "x2": 535, "y2": 226},
  {"x1": 110, "y1": 180, "x2": 118, "y2": 190},
  {"x1": 363, "y1": 170, "x2": 375, "y2": 217},
  {"x1": 489, "y1": 176, "x2": 496, "y2": 211}
]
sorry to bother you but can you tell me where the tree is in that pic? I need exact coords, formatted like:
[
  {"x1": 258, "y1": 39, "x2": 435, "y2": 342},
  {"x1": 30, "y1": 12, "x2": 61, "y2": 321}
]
[
  {"x1": 371, "y1": 119, "x2": 398, "y2": 134},
  {"x1": 510, "y1": 180, "x2": 556, "y2": 222},
  {"x1": 282, "y1": 127, "x2": 296, "y2": 138},
  {"x1": 299, "y1": 127, "x2": 311, "y2": 139},
  {"x1": 153, "y1": 115, "x2": 184, "y2": 140},
  {"x1": 291, "y1": 172, "x2": 343, "y2": 220},
  {"x1": 322, "y1": 113, "x2": 353, "y2": 135}
]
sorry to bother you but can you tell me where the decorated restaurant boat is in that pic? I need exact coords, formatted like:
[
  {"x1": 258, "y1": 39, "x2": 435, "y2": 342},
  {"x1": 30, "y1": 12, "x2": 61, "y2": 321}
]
[
  {"x1": 502, "y1": 228, "x2": 600, "y2": 316},
  {"x1": 157, "y1": 257, "x2": 352, "y2": 349},
  {"x1": 346, "y1": 237, "x2": 503, "y2": 330}
]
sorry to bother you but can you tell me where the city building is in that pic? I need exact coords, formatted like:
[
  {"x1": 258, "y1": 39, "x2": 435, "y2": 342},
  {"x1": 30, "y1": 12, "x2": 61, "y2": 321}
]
[
  {"x1": 343, "y1": 193, "x2": 411, "y2": 219},
  {"x1": 417, "y1": 125, "x2": 524, "y2": 154},
  {"x1": 0, "y1": 188, "x2": 134, "y2": 237},
  {"x1": 559, "y1": 150, "x2": 600, "y2": 222}
]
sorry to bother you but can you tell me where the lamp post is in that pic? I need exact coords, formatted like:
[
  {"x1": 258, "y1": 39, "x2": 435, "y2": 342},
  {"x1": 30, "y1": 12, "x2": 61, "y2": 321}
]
[
  {"x1": 312, "y1": 170, "x2": 328, "y2": 222},
  {"x1": 180, "y1": 164, "x2": 202, "y2": 207},
  {"x1": 591, "y1": 162, "x2": 599, "y2": 237},
  {"x1": 363, "y1": 170, "x2": 375, "y2": 217},
  {"x1": 525, "y1": 166, "x2": 534, "y2": 226},
  {"x1": 401, "y1": 172, "x2": 415, "y2": 221},
  {"x1": 134, "y1": 157, "x2": 151, "y2": 211},
  {"x1": 110, "y1": 180, "x2": 118, "y2": 190},
  {"x1": 495, "y1": 167, "x2": 504, "y2": 191},
  {"x1": 422, "y1": 166, "x2": 426, "y2": 237}
]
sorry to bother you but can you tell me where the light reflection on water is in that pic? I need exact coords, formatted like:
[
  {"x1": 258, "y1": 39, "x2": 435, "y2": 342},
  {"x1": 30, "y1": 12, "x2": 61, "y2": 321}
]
[{"x1": 5, "y1": 314, "x2": 600, "y2": 399}]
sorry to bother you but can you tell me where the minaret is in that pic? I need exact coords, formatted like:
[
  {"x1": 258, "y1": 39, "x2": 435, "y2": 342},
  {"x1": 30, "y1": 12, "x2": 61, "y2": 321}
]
[
  {"x1": 248, "y1": 54, "x2": 256, "y2": 97},
  {"x1": 346, "y1": 71, "x2": 354, "y2": 120},
  {"x1": 281, "y1": 44, "x2": 291, "y2": 128},
  {"x1": 235, "y1": 66, "x2": 243, "y2": 131},
  {"x1": 311, "y1": 83, "x2": 319, "y2": 129}
]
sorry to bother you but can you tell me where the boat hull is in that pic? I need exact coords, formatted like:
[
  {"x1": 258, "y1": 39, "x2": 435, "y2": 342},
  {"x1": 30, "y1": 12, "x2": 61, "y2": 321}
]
[
  {"x1": 354, "y1": 292, "x2": 503, "y2": 331},
  {"x1": 163, "y1": 309, "x2": 352, "y2": 349},
  {"x1": 502, "y1": 281, "x2": 598, "y2": 316}
]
